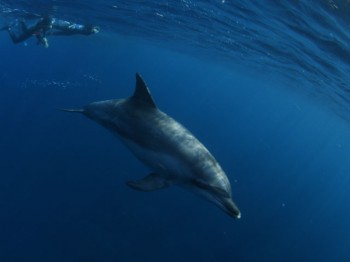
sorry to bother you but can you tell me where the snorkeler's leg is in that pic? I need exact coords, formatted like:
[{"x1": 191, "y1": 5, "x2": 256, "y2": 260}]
[
  {"x1": 7, "y1": 25, "x2": 32, "y2": 43},
  {"x1": 0, "y1": 25, "x2": 9, "y2": 31},
  {"x1": 19, "y1": 21, "x2": 28, "y2": 31},
  {"x1": 7, "y1": 28, "x2": 22, "y2": 43}
]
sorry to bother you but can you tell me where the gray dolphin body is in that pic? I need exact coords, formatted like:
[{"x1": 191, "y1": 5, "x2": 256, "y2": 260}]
[{"x1": 62, "y1": 74, "x2": 241, "y2": 219}]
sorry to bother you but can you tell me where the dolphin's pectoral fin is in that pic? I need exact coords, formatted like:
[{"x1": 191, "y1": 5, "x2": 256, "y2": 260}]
[
  {"x1": 192, "y1": 180, "x2": 230, "y2": 198},
  {"x1": 126, "y1": 173, "x2": 169, "y2": 192}
]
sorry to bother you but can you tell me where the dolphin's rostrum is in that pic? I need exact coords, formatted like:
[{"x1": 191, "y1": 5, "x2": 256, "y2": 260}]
[{"x1": 61, "y1": 74, "x2": 241, "y2": 219}]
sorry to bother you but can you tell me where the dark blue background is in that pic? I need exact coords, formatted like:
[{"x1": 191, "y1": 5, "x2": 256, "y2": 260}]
[{"x1": 0, "y1": 30, "x2": 350, "y2": 261}]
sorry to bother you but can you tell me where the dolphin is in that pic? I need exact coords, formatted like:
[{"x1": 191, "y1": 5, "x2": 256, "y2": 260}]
[{"x1": 61, "y1": 73, "x2": 241, "y2": 219}]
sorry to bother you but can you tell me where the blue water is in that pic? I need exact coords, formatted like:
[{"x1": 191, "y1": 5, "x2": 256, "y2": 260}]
[{"x1": 1, "y1": 1, "x2": 350, "y2": 261}]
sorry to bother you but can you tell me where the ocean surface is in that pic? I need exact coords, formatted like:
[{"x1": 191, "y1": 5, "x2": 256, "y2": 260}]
[{"x1": 0, "y1": 1, "x2": 350, "y2": 261}]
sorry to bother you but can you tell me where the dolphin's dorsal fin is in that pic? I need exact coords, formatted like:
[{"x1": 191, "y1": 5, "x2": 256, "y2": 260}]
[{"x1": 131, "y1": 73, "x2": 157, "y2": 109}]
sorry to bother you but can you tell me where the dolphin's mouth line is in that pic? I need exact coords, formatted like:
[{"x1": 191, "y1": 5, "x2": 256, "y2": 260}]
[
  {"x1": 57, "y1": 108, "x2": 85, "y2": 113},
  {"x1": 212, "y1": 194, "x2": 241, "y2": 219}
]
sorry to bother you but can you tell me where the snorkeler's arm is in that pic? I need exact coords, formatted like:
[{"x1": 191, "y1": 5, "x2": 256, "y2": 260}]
[{"x1": 35, "y1": 34, "x2": 49, "y2": 48}]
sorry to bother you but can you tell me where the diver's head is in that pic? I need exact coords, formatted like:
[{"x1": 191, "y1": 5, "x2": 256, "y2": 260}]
[
  {"x1": 91, "y1": 26, "x2": 100, "y2": 34},
  {"x1": 85, "y1": 25, "x2": 100, "y2": 34}
]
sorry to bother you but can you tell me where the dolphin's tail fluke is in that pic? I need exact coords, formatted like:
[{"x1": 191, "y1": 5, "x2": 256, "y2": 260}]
[{"x1": 57, "y1": 108, "x2": 84, "y2": 113}]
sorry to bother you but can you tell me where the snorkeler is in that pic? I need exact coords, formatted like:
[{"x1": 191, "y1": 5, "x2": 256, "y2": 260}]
[{"x1": 1, "y1": 16, "x2": 99, "y2": 48}]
